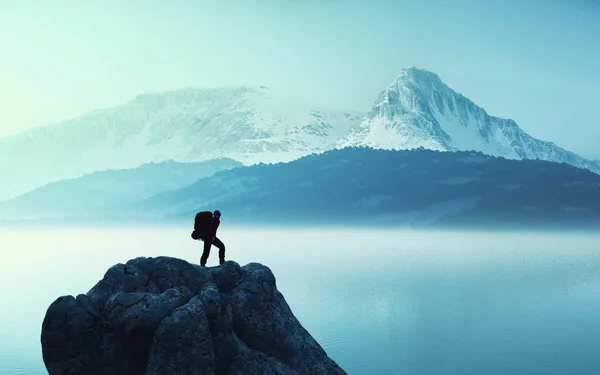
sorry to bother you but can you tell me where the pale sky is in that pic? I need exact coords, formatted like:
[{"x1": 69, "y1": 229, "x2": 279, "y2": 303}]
[{"x1": 1, "y1": 0, "x2": 599, "y2": 159}]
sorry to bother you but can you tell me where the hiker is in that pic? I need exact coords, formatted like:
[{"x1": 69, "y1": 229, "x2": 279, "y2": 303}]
[{"x1": 191, "y1": 210, "x2": 226, "y2": 266}]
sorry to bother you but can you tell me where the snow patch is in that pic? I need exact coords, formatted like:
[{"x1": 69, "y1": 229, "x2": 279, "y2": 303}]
[
  {"x1": 431, "y1": 98, "x2": 518, "y2": 158},
  {"x1": 336, "y1": 116, "x2": 446, "y2": 151}
]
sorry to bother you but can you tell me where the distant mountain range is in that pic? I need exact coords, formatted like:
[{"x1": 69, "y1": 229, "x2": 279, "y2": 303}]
[
  {"x1": 3, "y1": 148, "x2": 599, "y2": 229},
  {"x1": 1, "y1": 66, "x2": 598, "y2": 203},
  {"x1": 0, "y1": 159, "x2": 240, "y2": 220},
  {"x1": 0, "y1": 87, "x2": 361, "y2": 202}
]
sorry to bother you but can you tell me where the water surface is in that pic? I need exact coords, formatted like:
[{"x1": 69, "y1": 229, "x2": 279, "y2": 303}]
[{"x1": 1, "y1": 226, "x2": 599, "y2": 374}]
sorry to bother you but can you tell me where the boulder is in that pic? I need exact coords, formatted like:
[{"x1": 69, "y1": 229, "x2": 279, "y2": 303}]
[{"x1": 41, "y1": 256, "x2": 346, "y2": 375}]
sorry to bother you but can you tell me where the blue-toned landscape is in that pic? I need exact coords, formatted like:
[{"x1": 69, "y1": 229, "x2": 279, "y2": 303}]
[{"x1": 2, "y1": 1, "x2": 599, "y2": 374}]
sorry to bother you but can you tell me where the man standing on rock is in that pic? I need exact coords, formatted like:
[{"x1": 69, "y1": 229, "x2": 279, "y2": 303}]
[{"x1": 191, "y1": 210, "x2": 226, "y2": 266}]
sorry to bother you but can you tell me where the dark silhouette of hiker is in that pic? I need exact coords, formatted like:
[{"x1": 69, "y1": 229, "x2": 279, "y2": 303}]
[{"x1": 191, "y1": 210, "x2": 225, "y2": 266}]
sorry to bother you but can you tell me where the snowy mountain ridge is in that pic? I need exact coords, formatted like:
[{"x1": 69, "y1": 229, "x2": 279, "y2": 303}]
[
  {"x1": 0, "y1": 66, "x2": 597, "y2": 203},
  {"x1": 0, "y1": 86, "x2": 362, "y2": 201},
  {"x1": 337, "y1": 66, "x2": 600, "y2": 175}
]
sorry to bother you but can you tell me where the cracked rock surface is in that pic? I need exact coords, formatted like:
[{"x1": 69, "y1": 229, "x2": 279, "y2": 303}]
[{"x1": 41, "y1": 257, "x2": 346, "y2": 375}]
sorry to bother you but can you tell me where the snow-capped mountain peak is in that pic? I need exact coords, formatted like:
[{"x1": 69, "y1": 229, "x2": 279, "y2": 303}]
[
  {"x1": 394, "y1": 65, "x2": 445, "y2": 90},
  {"x1": 338, "y1": 67, "x2": 600, "y2": 175},
  {"x1": 380, "y1": 66, "x2": 451, "y2": 114}
]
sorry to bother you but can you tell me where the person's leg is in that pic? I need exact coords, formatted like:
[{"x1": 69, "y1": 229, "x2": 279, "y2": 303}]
[
  {"x1": 200, "y1": 238, "x2": 212, "y2": 266},
  {"x1": 212, "y1": 237, "x2": 226, "y2": 264}
]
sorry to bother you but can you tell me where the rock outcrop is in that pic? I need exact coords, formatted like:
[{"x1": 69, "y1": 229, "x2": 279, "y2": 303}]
[{"x1": 41, "y1": 257, "x2": 346, "y2": 375}]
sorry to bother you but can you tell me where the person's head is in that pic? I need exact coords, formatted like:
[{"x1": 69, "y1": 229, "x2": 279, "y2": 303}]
[{"x1": 213, "y1": 210, "x2": 221, "y2": 219}]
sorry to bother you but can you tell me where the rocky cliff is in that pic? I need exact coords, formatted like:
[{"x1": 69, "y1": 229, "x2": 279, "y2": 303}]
[{"x1": 41, "y1": 256, "x2": 346, "y2": 375}]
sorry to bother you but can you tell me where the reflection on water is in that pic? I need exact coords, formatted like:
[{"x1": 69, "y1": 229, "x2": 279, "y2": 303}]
[{"x1": 1, "y1": 226, "x2": 599, "y2": 374}]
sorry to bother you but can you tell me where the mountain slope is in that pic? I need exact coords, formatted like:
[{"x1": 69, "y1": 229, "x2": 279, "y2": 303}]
[
  {"x1": 0, "y1": 86, "x2": 362, "y2": 202},
  {"x1": 0, "y1": 158, "x2": 241, "y2": 219},
  {"x1": 2, "y1": 66, "x2": 598, "y2": 204},
  {"x1": 118, "y1": 148, "x2": 600, "y2": 228},
  {"x1": 337, "y1": 67, "x2": 600, "y2": 175}
]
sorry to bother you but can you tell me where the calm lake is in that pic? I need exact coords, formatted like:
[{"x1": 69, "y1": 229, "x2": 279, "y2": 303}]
[{"x1": 1, "y1": 226, "x2": 600, "y2": 374}]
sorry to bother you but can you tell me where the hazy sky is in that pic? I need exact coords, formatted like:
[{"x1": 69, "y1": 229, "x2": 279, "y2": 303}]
[{"x1": 1, "y1": 0, "x2": 599, "y2": 159}]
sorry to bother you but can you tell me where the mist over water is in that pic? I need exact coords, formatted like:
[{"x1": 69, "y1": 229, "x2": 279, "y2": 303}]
[{"x1": 1, "y1": 226, "x2": 600, "y2": 374}]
